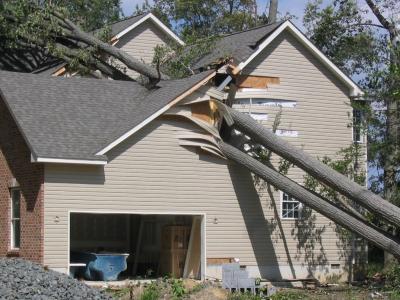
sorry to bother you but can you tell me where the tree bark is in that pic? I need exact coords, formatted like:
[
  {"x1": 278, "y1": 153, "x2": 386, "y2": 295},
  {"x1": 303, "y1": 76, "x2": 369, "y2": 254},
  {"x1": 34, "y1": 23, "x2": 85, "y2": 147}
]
[
  {"x1": 53, "y1": 12, "x2": 166, "y2": 84},
  {"x1": 225, "y1": 106, "x2": 400, "y2": 227},
  {"x1": 268, "y1": 0, "x2": 278, "y2": 24},
  {"x1": 219, "y1": 140, "x2": 400, "y2": 258}
]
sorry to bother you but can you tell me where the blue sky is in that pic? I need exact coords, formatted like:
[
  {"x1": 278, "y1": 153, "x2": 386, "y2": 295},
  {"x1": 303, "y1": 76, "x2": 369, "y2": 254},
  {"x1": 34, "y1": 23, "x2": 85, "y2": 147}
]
[{"x1": 121, "y1": 0, "x2": 317, "y2": 28}]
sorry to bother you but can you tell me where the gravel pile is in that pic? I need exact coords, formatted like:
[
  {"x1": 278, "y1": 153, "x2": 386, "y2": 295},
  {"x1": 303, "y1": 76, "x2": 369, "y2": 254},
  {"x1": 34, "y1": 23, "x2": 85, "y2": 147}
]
[{"x1": 0, "y1": 258, "x2": 113, "y2": 300}]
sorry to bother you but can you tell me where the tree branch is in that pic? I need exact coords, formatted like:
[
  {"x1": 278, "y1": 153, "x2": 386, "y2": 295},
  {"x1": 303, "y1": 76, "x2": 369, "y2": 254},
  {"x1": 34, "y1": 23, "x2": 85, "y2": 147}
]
[
  {"x1": 51, "y1": 11, "x2": 166, "y2": 84},
  {"x1": 365, "y1": 0, "x2": 396, "y2": 38}
]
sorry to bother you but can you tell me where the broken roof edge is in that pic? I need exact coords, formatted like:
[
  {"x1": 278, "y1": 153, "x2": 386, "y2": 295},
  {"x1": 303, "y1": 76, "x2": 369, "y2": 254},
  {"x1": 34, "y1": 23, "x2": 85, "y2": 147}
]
[
  {"x1": 236, "y1": 20, "x2": 364, "y2": 97},
  {"x1": 95, "y1": 70, "x2": 216, "y2": 156}
]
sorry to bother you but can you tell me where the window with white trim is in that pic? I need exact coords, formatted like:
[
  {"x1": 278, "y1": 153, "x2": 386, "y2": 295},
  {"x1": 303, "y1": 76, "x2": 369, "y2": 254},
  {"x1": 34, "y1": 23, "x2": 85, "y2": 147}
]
[
  {"x1": 281, "y1": 192, "x2": 302, "y2": 219},
  {"x1": 353, "y1": 109, "x2": 364, "y2": 143},
  {"x1": 10, "y1": 189, "x2": 21, "y2": 249}
]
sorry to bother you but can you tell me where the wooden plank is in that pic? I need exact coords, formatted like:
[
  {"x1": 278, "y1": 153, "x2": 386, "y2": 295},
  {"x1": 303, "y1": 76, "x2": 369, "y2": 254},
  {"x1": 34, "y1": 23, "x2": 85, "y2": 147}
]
[
  {"x1": 236, "y1": 75, "x2": 280, "y2": 88},
  {"x1": 191, "y1": 101, "x2": 212, "y2": 123},
  {"x1": 207, "y1": 258, "x2": 235, "y2": 265},
  {"x1": 183, "y1": 216, "x2": 202, "y2": 278},
  {"x1": 191, "y1": 100, "x2": 219, "y2": 126}
]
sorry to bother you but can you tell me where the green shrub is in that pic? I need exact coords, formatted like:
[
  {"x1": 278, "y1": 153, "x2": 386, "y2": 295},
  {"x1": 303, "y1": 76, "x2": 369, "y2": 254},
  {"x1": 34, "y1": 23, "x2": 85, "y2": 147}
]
[
  {"x1": 385, "y1": 262, "x2": 400, "y2": 293},
  {"x1": 140, "y1": 283, "x2": 161, "y2": 300},
  {"x1": 170, "y1": 278, "x2": 186, "y2": 299}
]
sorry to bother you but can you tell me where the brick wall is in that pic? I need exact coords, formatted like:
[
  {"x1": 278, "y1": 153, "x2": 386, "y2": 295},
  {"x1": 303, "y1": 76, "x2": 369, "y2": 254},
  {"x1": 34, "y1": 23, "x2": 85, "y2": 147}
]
[{"x1": 0, "y1": 97, "x2": 44, "y2": 263}]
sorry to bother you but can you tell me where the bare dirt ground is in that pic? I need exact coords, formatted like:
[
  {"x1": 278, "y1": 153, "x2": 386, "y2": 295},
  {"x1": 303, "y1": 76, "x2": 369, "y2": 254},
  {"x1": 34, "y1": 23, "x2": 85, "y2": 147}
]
[{"x1": 106, "y1": 279, "x2": 399, "y2": 300}]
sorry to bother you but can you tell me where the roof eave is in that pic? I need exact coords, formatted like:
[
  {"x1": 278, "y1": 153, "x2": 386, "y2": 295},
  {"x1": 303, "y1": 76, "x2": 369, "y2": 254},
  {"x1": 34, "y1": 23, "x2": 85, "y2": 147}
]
[{"x1": 32, "y1": 156, "x2": 107, "y2": 165}]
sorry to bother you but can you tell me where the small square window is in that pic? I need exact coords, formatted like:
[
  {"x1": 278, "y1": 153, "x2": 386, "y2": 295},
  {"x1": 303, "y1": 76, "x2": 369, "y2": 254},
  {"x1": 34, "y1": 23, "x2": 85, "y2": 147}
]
[
  {"x1": 10, "y1": 189, "x2": 21, "y2": 249},
  {"x1": 281, "y1": 192, "x2": 302, "y2": 219}
]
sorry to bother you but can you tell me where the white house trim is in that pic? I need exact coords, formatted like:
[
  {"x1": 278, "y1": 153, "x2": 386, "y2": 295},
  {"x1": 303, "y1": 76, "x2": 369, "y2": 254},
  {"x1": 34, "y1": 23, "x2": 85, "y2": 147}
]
[
  {"x1": 33, "y1": 157, "x2": 107, "y2": 165},
  {"x1": 115, "y1": 13, "x2": 185, "y2": 46},
  {"x1": 95, "y1": 71, "x2": 216, "y2": 156},
  {"x1": 237, "y1": 21, "x2": 363, "y2": 97}
]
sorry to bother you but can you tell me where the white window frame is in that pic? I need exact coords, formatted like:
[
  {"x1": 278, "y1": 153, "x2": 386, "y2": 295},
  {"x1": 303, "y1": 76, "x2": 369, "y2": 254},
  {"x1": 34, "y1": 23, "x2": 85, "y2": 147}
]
[
  {"x1": 10, "y1": 189, "x2": 21, "y2": 250},
  {"x1": 280, "y1": 192, "x2": 302, "y2": 220},
  {"x1": 353, "y1": 109, "x2": 364, "y2": 144}
]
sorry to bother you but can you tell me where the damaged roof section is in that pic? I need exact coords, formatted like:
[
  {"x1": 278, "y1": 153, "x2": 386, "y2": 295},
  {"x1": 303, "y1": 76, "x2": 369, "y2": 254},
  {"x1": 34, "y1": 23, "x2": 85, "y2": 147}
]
[
  {"x1": 0, "y1": 70, "x2": 215, "y2": 163},
  {"x1": 192, "y1": 21, "x2": 284, "y2": 70}
]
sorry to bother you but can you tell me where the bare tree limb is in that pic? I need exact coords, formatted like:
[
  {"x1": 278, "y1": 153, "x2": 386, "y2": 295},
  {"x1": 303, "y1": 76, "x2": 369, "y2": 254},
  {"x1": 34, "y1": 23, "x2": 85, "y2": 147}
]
[
  {"x1": 52, "y1": 12, "x2": 166, "y2": 84},
  {"x1": 365, "y1": 0, "x2": 396, "y2": 38}
]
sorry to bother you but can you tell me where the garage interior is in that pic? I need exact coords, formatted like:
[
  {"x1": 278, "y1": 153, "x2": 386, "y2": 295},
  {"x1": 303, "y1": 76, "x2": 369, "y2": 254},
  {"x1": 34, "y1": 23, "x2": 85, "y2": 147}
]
[{"x1": 69, "y1": 213, "x2": 203, "y2": 280}]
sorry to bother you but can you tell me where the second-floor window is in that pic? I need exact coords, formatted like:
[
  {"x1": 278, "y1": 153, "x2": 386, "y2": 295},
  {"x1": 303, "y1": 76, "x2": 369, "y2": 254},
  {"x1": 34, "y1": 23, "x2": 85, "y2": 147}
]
[
  {"x1": 11, "y1": 189, "x2": 21, "y2": 249},
  {"x1": 353, "y1": 109, "x2": 364, "y2": 143},
  {"x1": 281, "y1": 192, "x2": 302, "y2": 219}
]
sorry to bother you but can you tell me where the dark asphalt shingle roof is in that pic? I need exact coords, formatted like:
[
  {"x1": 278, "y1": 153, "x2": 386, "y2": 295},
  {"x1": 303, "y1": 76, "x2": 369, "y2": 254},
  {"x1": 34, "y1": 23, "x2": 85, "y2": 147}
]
[
  {"x1": 0, "y1": 70, "x2": 214, "y2": 161},
  {"x1": 106, "y1": 13, "x2": 148, "y2": 36},
  {"x1": 192, "y1": 21, "x2": 284, "y2": 70}
]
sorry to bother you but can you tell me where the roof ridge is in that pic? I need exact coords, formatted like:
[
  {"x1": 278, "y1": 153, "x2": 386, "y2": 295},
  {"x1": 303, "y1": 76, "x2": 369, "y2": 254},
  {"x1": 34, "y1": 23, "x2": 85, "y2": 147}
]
[
  {"x1": 104, "y1": 12, "x2": 148, "y2": 27},
  {"x1": 219, "y1": 20, "x2": 285, "y2": 38}
]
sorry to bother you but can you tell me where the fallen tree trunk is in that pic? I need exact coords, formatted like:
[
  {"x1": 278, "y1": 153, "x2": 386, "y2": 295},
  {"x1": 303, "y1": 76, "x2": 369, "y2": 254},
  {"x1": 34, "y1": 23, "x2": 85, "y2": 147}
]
[
  {"x1": 225, "y1": 106, "x2": 400, "y2": 227},
  {"x1": 219, "y1": 141, "x2": 400, "y2": 258},
  {"x1": 56, "y1": 14, "x2": 166, "y2": 84}
]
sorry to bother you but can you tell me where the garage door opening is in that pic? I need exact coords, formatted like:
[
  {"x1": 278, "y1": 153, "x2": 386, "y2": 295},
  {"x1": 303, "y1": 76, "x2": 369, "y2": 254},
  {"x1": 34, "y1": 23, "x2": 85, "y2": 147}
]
[{"x1": 69, "y1": 212, "x2": 204, "y2": 281}]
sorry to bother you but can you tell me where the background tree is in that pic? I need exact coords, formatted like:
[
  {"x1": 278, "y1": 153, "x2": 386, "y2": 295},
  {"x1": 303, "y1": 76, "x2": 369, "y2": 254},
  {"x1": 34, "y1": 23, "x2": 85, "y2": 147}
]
[
  {"x1": 50, "y1": 0, "x2": 122, "y2": 31},
  {"x1": 0, "y1": 1, "x2": 163, "y2": 85},
  {"x1": 304, "y1": 0, "x2": 399, "y2": 208},
  {"x1": 303, "y1": 0, "x2": 400, "y2": 265}
]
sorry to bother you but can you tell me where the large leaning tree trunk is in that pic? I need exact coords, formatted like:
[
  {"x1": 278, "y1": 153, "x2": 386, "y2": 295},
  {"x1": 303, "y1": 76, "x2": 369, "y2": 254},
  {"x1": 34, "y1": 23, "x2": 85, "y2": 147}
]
[
  {"x1": 219, "y1": 141, "x2": 400, "y2": 258},
  {"x1": 224, "y1": 106, "x2": 400, "y2": 227}
]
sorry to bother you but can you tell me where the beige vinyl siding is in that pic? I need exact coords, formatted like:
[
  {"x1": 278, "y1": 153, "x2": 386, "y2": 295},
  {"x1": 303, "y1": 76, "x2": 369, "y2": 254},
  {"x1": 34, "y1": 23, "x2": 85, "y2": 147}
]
[
  {"x1": 44, "y1": 119, "x2": 345, "y2": 279},
  {"x1": 116, "y1": 19, "x2": 170, "y2": 78},
  {"x1": 241, "y1": 30, "x2": 355, "y2": 160}
]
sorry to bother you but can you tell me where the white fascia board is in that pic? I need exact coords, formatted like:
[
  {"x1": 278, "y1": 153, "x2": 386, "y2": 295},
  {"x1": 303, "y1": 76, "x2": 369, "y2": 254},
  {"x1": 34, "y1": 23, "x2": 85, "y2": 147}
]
[
  {"x1": 115, "y1": 13, "x2": 185, "y2": 46},
  {"x1": 237, "y1": 21, "x2": 363, "y2": 97},
  {"x1": 95, "y1": 71, "x2": 216, "y2": 156},
  {"x1": 33, "y1": 157, "x2": 107, "y2": 165}
]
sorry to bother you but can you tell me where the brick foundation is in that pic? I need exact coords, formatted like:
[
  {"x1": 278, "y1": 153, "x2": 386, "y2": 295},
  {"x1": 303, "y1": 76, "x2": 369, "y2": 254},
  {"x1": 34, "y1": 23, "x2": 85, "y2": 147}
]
[{"x1": 0, "y1": 97, "x2": 44, "y2": 263}]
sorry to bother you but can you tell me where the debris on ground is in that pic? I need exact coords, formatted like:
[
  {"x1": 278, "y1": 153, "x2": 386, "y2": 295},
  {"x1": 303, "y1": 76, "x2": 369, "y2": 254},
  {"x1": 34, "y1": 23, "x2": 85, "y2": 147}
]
[{"x1": 0, "y1": 258, "x2": 112, "y2": 300}]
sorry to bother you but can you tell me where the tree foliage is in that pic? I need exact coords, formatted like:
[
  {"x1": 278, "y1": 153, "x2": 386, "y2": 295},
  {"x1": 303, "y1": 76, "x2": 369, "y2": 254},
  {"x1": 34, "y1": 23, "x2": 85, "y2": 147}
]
[
  {"x1": 0, "y1": 0, "x2": 164, "y2": 85},
  {"x1": 304, "y1": 0, "x2": 400, "y2": 206}
]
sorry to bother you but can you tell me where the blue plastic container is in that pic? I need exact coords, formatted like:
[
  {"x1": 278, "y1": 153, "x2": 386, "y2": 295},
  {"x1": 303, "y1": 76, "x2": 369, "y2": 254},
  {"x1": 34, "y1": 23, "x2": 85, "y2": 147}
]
[{"x1": 71, "y1": 251, "x2": 129, "y2": 281}]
